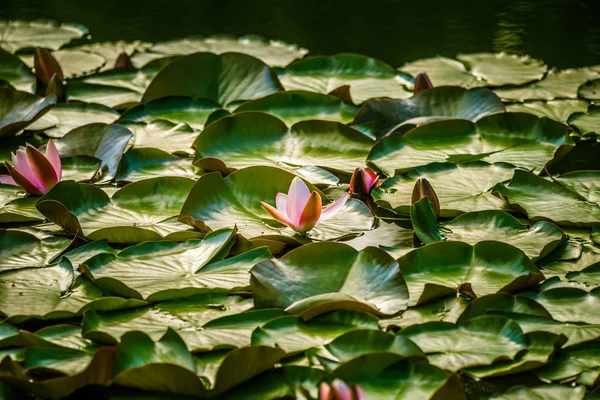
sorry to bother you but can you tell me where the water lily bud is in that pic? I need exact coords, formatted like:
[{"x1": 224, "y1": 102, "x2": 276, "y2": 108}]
[
  {"x1": 46, "y1": 73, "x2": 67, "y2": 102},
  {"x1": 6, "y1": 140, "x2": 62, "y2": 195},
  {"x1": 34, "y1": 48, "x2": 64, "y2": 85},
  {"x1": 349, "y1": 167, "x2": 380, "y2": 195},
  {"x1": 319, "y1": 379, "x2": 366, "y2": 400},
  {"x1": 413, "y1": 72, "x2": 433, "y2": 94},
  {"x1": 115, "y1": 52, "x2": 134, "y2": 69},
  {"x1": 260, "y1": 177, "x2": 348, "y2": 234},
  {"x1": 411, "y1": 177, "x2": 440, "y2": 219}
]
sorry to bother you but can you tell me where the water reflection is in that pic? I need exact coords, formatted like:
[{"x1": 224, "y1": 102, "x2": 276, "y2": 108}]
[{"x1": 1, "y1": 0, "x2": 598, "y2": 68}]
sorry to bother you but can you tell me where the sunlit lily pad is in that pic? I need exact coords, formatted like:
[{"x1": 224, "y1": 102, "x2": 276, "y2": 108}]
[
  {"x1": 251, "y1": 242, "x2": 409, "y2": 317},
  {"x1": 456, "y1": 53, "x2": 547, "y2": 86},
  {"x1": 522, "y1": 287, "x2": 600, "y2": 324},
  {"x1": 25, "y1": 102, "x2": 119, "y2": 138},
  {"x1": 0, "y1": 48, "x2": 35, "y2": 92},
  {"x1": 400, "y1": 56, "x2": 485, "y2": 88},
  {"x1": 121, "y1": 120, "x2": 198, "y2": 155},
  {"x1": 20, "y1": 49, "x2": 106, "y2": 79},
  {"x1": 351, "y1": 86, "x2": 505, "y2": 140},
  {"x1": 535, "y1": 342, "x2": 600, "y2": 385},
  {"x1": 67, "y1": 81, "x2": 141, "y2": 108},
  {"x1": 278, "y1": 54, "x2": 412, "y2": 104},
  {"x1": 179, "y1": 166, "x2": 374, "y2": 242},
  {"x1": 506, "y1": 100, "x2": 589, "y2": 123},
  {"x1": 489, "y1": 385, "x2": 585, "y2": 400},
  {"x1": 36, "y1": 178, "x2": 199, "y2": 244},
  {"x1": 0, "y1": 185, "x2": 44, "y2": 222},
  {"x1": 71, "y1": 41, "x2": 152, "y2": 71},
  {"x1": 397, "y1": 241, "x2": 543, "y2": 306},
  {"x1": 568, "y1": 105, "x2": 600, "y2": 136},
  {"x1": 0, "y1": 229, "x2": 71, "y2": 272},
  {"x1": 142, "y1": 52, "x2": 283, "y2": 106},
  {"x1": 233, "y1": 91, "x2": 359, "y2": 125},
  {"x1": 373, "y1": 162, "x2": 514, "y2": 217},
  {"x1": 0, "y1": 20, "x2": 88, "y2": 52},
  {"x1": 193, "y1": 111, "x2": 373, "y2": 174},
  {"x1": 495, "y1": 170, "x2": 600, "y2": 227},
  {"x1": 578, "y1": 78, "x2": 600, "y2": 100},
  {"x1": 0, "y1": 88, "x2": 56, "y2": 137},
  {"x1": 115, "y1": 148, "x2": 199, "y2": 182},
  {"x1": 368, "y1": 112, "x2": 569, "y2": 175}
]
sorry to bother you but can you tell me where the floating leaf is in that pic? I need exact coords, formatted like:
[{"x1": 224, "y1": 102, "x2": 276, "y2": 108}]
[
  {"x1": 0, "y1": 48, "x2": 35, "y2": 91},
  {"x1": 569, "y1": 105, "x2": 600, "y2": 136},
  {"x1": 0, "y1": 21, "x2": 88, "y2": 53},
  {"x1": 0, "y1": 88, "x2": 56, "y2": 137},
  {"x1": 578, "y1": 78, "x2": 600, "y2": 100},
  {"x1": 115, "y1": 148, "x2": 199, "y2": 182},
  {"x1": 535, "y1": 342, "x2": 600, "y2": 385},
  {"x1": 400, "y1": 56, "x2": 485, "y2": 88},
  {"x1": 121, "y1": 120, "x2": 199, "y2": 155},
  {"x1": 489, "y1": 385, "x2": 585, "y2": 400},
  {"x1": 251, "y1": 243, "x2": 409, "y2": 317},
  {"x1": 0, "y1": 229, "x2": 70, "y2": 272},
  {"x1": 506, "y1": 100, "x2": 589, "y2": 123},
  {"x1": 456, "y1": 53, "x2": 547, "y2": 86}
]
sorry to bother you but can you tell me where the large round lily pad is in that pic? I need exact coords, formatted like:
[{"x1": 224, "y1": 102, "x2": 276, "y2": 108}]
[
  {"x1": 0, "y1": 229, "x2": 71, "y2": 272},
  {"x1": 456, "y1": 53, "x2": 547, "y2": 86},
  {"x1": 400, "y1": 56, "x2": 485, "y2": 88},
  {"x1": 251, "y1": 242, "x2": 409, "y2": 317},
  {"x1": 193, "y1": 111, "x2": 373, "y2": 174},
  {"x1": 0, "y1": 88, "x2": 56, "y2": 137},
  {"x1": 0, "y1": 20, "x2": 88, "y2": 53}
]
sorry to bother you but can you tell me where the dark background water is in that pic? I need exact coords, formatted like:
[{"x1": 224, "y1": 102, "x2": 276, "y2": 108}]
[{"x1": 1, "y1": 0, "x2": 599, "y2": 69}]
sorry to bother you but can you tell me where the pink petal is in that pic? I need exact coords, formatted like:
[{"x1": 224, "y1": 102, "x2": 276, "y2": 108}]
[
  {"x1": 297, "y1": 191, "x2": 322, "y2": 233},
  {"x1": 6, "y1": 163, "x2": 44, "y2": 195},
  {"x1": 25, "y1": 145, "x2": 58, "y2": 191},
  {"x1": 363, "y1": 168, "x2": 380, "y2": 190},
  {"x1": 45, "y1": 140, "x2": 62, "y2": 180},
  {"x1": 14, "y1": 149, "x2": 47, "y2": 193},
  {"x1": 319, "y1": 382, "x2": 331, "y2": 400},
  {"x1": 276, "y1": 193, "x2": 288, "y2": 214},
  {"x1": 0, "y1": 175, "x2": 16, "y2": 186},
  {"x1": 331, "y1": 379, "x2": 353, "y2": 400},
  {"x1": 319, "y1": 193, "x2": 349, "y2": 222},
  {"x1": 286, "y1": 177, "x2": 311, "y2": 226},
  {"x1": 260, "y1": 201, "x2": 294, "y2": 228},
  {"x1": 353, "y1": 385, "x2": 367, "y2": 400}
]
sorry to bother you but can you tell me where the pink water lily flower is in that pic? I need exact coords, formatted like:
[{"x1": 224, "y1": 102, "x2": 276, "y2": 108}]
[
  {"x1": 260, "y1": 177, "x2": 349, "y2": 234},
  {"x1": 349, "y1": 167, "x2": 380, "y2": 195},
  {"x1": 2, "y1": 140, "x2": 62, "y2": 195},
  {"x1": 320, "y1": 380, "x2": 366, "y2": 400}
]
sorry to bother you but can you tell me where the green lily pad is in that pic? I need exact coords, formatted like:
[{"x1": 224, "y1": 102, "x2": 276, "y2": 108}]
[
  {"x1": 456, "y1": 293, "x2": 553, "y2": 323},
  {"x1": 20, "y1": 49, "x2": 106, "y2": 79},
  {"x1": 535, "y1": 342, "x2": 600, "y2": 385},
  {"x1": 115, "y1": 148, "x2": 198, "y2": 182},
  {"x1": 379, "y1": 295, "x2": 470, "y2": 329},
  {"x1": 67, "y1": 81, "x2": 142, "y2": 108},
  {"x1": 233, "y1": 91, "x2": 359, "y2": 125},
  {"x1": 36, "y1": 178, "x2": 199, "y2": 244},
  {"x1": 566, "y1": 262, "x2": 600, "y2": 286},
  {"x1": 0, "y1": 88, "x2": 56, "y2": 137},
  {"x1": 0, "y1": 229, "x2": 71, "y2": 272},
  {"x1": 73, "y1": 68, "x2": 151, "y2": 93},
  {"x1": 278, "y1": 54, "x2": 412, "y2": 104},
  {"x1": 373, "y1": 162, "x2": 514, "y2": 217},
  {"x1": 82, "y1": 232, "x2": 271, "y2": 301},
  {"x1": 506, "y1": 100, "x2": 589, "y2": 123},
  {"x1": 578, "y1": 78, "x2": 600, "y2": 100},
  {"x1": 0, "y1": 48, "x2": 35, "y2": 92},
  {"x1": 441, "y1": 210, "x2": 566, "y2": 260},
  {"x1": 121, "y1": 120, "x2": 198, "y2": 155},
  {"x1": 58, "y1": 155, "x2": 101, "y2": 182},
  {"x1": 522, "y1": 287, "x2": 600, "y2": 324},
  {"x1": 368, "y1": 113, "x2": 569, "y2": 175},
  {"x1": 82, "y1": 294, "x2": 254, "y2": 344},
  {"x1": 397, "y1": 241, "x2": 543, "y2": 306},
  {"x1": 193, "y1": 111, "x2": 373, "y2": 174},
  {"x1": 251, "y1": 311, "x2": 379, "y2": 354},
  {"x1": 25, "y1": 102, "x2": 119, "y2": 138},
  {"x1": 400, "y1": 56, "x2": 485, "y2": 88},
  {"x1": 351, "y1": 86, "x2": 505, "y2": 140},
  {"x1": 119, "y1": 97, "x2": 220, "y2": 130},
  {"x1": 0, "y1": 186, "x2": 44, "y2": 222},
  {"x1": 456, "y1": 53, "x2": 547, "y2": 86},
  {"x1": 489, "y1": 385, "x2": 585, "y2": 400},
  {"x1": 568, "y1": 105, "x2": 600, "y2": 136},
  {"x1": 71, "y1": 41, "x2": 152, "y2": 70},
  {"x1": 495, "y1": 68, "x2": 600, "y2": 101},
  {"x1": 495, "y1": 170, "x2": 600, "y2": 227},
  {"x1": 136, "y1": 34, "x2": 307, "y2": 68},
  {"x1": 142, "y1": 52, "x2": 283, "y2": 106},
  {"x1": 179, "y1": 166, "x2": 374, "y2": 242},
  {"x1": 0, "y1": 20, "x2": 88, "y2": 53},
  {"x1": 399, "y1": 315, "x2": 528, "y2": 371},
  {"x1": 53, "y1": 123, "x2": 133, "y2": 181},
  {"x1": 251, "y1": 242, "x2": 408, "y2": 316}
]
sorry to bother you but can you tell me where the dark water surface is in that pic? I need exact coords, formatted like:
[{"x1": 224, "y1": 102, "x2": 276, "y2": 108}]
[{"x1": 1, "y1": 0, "x2": 600, "y2": 68}]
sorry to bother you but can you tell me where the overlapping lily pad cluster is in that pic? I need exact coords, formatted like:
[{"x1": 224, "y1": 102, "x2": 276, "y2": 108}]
[{"x1": 0, "y1": 19, "x2": 599, "y2": 400}]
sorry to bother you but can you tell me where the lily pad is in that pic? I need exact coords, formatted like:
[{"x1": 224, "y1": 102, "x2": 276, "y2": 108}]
[
  {"x1": 568, "y1": 105, "x2": 600, "y2": 136},
  {"x1": 495, "y1": 170, "x2": 600, "y2": 227},
  {"x1": 397, "y1": 241, "x2": 544, "y2": 306},
  {"x1": 0, "y1": 186, "x2": 44, "y2": 222},
  {"x1": 535, "y1": 342, "x2": 600, "y2": 385},
  {"x1": 399, "y1": 315, "x2": 528, "y2": 371},
  {"x1": 71, "y1": 41, "x2": 152, "y2": 71},
  {"x1": 0, "y1": 20, "x2": 88, "y2": 52},
  {"x1": 233, "y1": 91, "x2": 359, "y2": 125},
  {"x1": 142, "y1": 52, "x2": 283, "y2": 106},
  {"x1": 121, "y1": 120, "x2": 199, "y2": 155},
  {"x1": 368, "y1": 113, "x2": 570, "y2": 175},
  {"x1": 193, "y1": 111, "x2": 373, "y2": 174},
  {"x1": 119, "y1": 97, "x2": 220, "y2": 130},
  {"x1": 0, "y1": 88, "x2": 56, "y2": 137},
  {"x1": 251, "y1": 242, "x2": 409, "y2": 317},
  {"x1": 578, "y1": 78, "x2": 600, "y2": 100},
  {"x1": 115, "y1": 148, "x2": 199, "y2": 182},
  {"x1": 373, "y1": 162, "x2": 515, "y2": 217},
  {"x1": 351, "y1": 86, "x2": 505, "y2": 140},
  {"x1": 522, "y1": 287, "x2": 600, "y2": 324},
  {"x1": 278, "y1": 54, "x2": 412, "y2": 104},
  {"x1": 0, "y1": 229, "x2": 71, "y2": 272},
  {"x1": 400, "y1": 56, "x2": 485, "y2": 88},
  {"x1": 179, "y1": 166, "x2": 374, "y2": 242},
  {"x1": 20, "y1": 49, "x2": 106, "y2": 79},
  {"x1": 489, "y1": 385, "x2": 585, "y2": 400},
  {"x1": 36, "y1": 178, "x2": 198, "y2": 244},
  {"x1": 506, "y1": 100, "x2": 589, "y2": 123},
  {"x1": 0, "y1": 48, "x2": 35, "y2": 92},
  {"x1": 25, "y1": 102, "x2": 120, "y2": 138},
  {"x1": 67, "y1": 81, "x2": 141, "y2": 108},
  {"x1": 456, "y1": 53, "x2": 547, "y2": 86},
  {"x1": 136, "y1": 34, "x2": 307, "y2": 68}
]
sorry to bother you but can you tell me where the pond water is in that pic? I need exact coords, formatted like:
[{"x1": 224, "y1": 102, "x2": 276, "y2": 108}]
[{"x1": 1, "y1": 0, "x2": 599, "y2": 69}]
